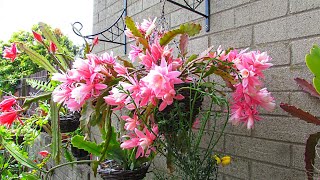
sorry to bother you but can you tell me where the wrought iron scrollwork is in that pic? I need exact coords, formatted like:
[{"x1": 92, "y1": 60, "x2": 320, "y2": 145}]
[
  {"x1": 73, "y1": 0, "x2": 127, "y2": 54},
  {"x1": 166, "y1": 0, "x2": 210, "y2": 32}
]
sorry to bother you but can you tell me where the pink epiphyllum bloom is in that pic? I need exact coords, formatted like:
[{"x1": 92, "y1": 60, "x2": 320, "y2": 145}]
[
  {"x1": 38, "y1": 150, "x2": 49, "y2": 158},
  {"x1": 120, "y1": 126, "x2": 158, "y2": 159},
  {"x1": 93, "y1": 36, "x2": 99, "y2": 46},
  {"x1": 121, "y1": 114, "x2": 140, "y2": 130},
  {"x1": 3, "y1": 43, "x2": 17, "y2": 62},
  {"x1": 0, "y1": 97, "x2": 16, "y2": 112},
  {"x1": 140, "y1": 17, "x2": 157, "y2": 36},
  {"x1": 101, "y1": 52, "x2": 116, "y2": 65},
  {"x1": 114, "y1": 63, "x2": 128, "y2": 76},
  {"x1": 49, "y1": 41, "x2": 57, "y2": 53},
  {"x1": 0, "y1": 111, "x2": 22, "y2": 127},
  {"x1": 128, "y1": 45, "x2": 142, "y2": 62},
  {"x1": 124, "y1": 29, "x2": 134, "y2": 38},
  {"x1": 134, "y1": 126, "x2": 158, "y2": 158},
  {"x1": 32, "y1": 31, "x2": 43, "y2": 42}
]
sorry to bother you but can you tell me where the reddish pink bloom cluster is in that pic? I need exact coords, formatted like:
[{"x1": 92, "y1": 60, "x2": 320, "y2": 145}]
[
  {"x1": 3, "y1": 43, "x2": 17, "y2": 62},
  {"x1": 223, "y1": 49, "x2": 275, "y2": 129},
  {"x1": 38, "y1": 150, "x2": 49, "y2": 158},
  {"x1": 0, "y1": 97, "x2": 23, "y2": 127},
  {"x1": 52, "y1": 53, "x2": 115, "y2": 111}
]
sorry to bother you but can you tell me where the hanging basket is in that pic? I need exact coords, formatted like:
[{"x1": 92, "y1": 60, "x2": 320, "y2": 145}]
[
  {"x1": 98, "y1": 160, "x2": 150, "y2": 180},
  {"x1": 47, "y1": 112, "x2": 81, "y2": 133},
  {"x1": 71, "y1": 145, "x2": 90, "y2": 160},
  {"x1": 155, "y1": 83, "x2": 204, "y2": 134}
]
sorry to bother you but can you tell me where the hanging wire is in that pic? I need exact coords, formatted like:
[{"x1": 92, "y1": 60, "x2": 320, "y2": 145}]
[{"x1": 159, "y1": 0, "x2": 182, "y2": 57}]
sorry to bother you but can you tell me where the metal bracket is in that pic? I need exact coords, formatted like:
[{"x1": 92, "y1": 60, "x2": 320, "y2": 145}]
[
  {"x1": 73, "y1": 0, "x2": 128, "y2": 54},
  {"x1": 166, "y1": 0, "x2": 210, "y2": 32}
]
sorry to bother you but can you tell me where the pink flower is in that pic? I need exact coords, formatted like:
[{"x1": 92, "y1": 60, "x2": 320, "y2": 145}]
[
  {"x1": 93, "y1": 36, "x2": 99, "y2": 46},
  {"x1": 49, "y1": 41, "x2": 57, "y2": 53},
  {"x1": 100, "y1": 52, "x2": 116, "y2": 65},
  {"x1": 3, "y1": 43, "x2": 17, "y2": 62},
  {"x1": 0, "y1": 97, "x2": 16, "y2": 112},
  {"x1": 140, "y1": 17, "x2": 157, "y2": 36},
  {"x1": 128, "y1": 45, "x2": 142, "y2": 62},
  {"x1": 120, "y1": 126, "x2": 158, "y2": 159},
  {"x1": 32, "y1": 31, "x2": 43, "y2": 42},
  {"x1": 0, "y1": 111, "x2": 21, "y2": 127},
  {"x1": 38, "y1": 150, "x2": 49, "y2": 158},
  {"x1": 114, "y1": 63, "x2": 128, "y2": 76},
  {"x1": 124, "y1": 29, "x2": 134, "y2": 38},
  {"x1": 121, "y1": 114, "x2": 140, "y2": 130}
]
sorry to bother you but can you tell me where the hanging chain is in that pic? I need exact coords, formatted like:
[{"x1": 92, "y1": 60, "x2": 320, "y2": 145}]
[{"x1": 159, "y1": 0, "x2": 182, "y2": 57}]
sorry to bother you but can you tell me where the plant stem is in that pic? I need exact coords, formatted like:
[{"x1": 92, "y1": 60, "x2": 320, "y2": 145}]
[{"x1": 44, "y1": 160, "x2": 96, "y2": 180}]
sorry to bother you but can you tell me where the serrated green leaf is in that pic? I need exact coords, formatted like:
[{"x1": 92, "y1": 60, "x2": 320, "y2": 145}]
[
  {"x1": 306, "y1": 45, "x2": 320, "y2": 94},
  {"x1": 63, "y1": 148, "x2": 75, "y2": 164},
  {"x1": 17, "y1": 43, "x2": 57, "y2": 73},
  {"x1": 51, "y1": 99, "x2": 61, "y2": 163},
  {"x1": 125, "y1": 16, "x2": 143, "y2": 38},
  {"x1": 306, "y1": 45, "x2": 320, "y2": 77},
  {"x1": 313, "y1": 76, "x2": 320, "y2": 94},
  {"x1": 160, "y1": 23, "x2": 201, "y2": 46},
  {"x1": 71, "y1": 135, "x2": 103, "y2": 156},
  {"x1": 1, "y1": 139, "x2": 42, "y2": 172}
]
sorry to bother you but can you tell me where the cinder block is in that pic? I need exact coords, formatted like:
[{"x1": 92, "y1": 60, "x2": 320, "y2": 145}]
[
  {"x1": 210, "y1": 9, "x2": 235, "y2": 33},
  {"x1": 290, "y1": 91, "x2": 320, "y2": 117},
  {"x1": 106, "y1": 1, "x2": 124, "y2": 18},
  {"x1": 292, "y1": 144, "x2": 320, "y2": 171},
  {"x1": 291, "y1": 36, "x2": 320, "y2": 65},
  {"x1": 225, "y1": 135, "x2": 291, "y2": 166},
  {"x1": 290, "y1": 0, "x2": 320, "y2": 13},
  {"x1": 97, "y1": 0, "x2": 106, "y2": 12},
  {"x1": 219, "y1": 157, "x2": 249, "y2": 179},
  {"x1": 251, "y1": 161, "x2": 307, "y2": 180},
  {"x1": 264, "y1": 66, "x2": 313, "y2": 91},
  {"x1": 253, "y1": 116, "x2": 320, "y2": 143},
  {"x1": 235, "y1": 0, "x2": 287, "y2": 27},
  {"x1": 98, "y1": 8, "x2": 107, "y2": 22},
  {"x1": 128, "y1": 0, "x2": 142, "y2": 16},
  {"x1": 255, "y1": 42, "x2": 290, "y2": 66},
  {"x1": 209, "y1": 26, "x2": 252, "y2": 48},
  {"x1": 170, "y1": 8, "x2": 203, "y2": 28},
  {"x1": 187, "y1": 36, "x2": 209, "y2": 55},
  {"x1": 142, "y1": 0, "x2": 160, "y2": 10},
  {"x1": 212, "y1": 0, "x2": 251, "y2": 14},
  {"x1": 254, "y1": 9, "x2": 320, "y2": 44}
]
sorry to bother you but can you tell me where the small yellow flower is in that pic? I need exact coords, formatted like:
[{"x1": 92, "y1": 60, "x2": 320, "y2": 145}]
[
  {"x1": 221, "y1": 156, "x2": 231, "y2": 166},
  {"x1": 213, "y1": 155, "x2": 221, "y2": 164}
]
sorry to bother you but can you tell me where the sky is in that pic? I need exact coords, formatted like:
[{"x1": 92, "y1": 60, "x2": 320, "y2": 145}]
[{"x1": 0, "y1": 0, "x2": 93, "y2": 45}]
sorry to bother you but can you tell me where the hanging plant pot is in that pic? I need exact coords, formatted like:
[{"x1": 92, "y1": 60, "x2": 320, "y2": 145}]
[
  {"x1": 98, "y1": 160, "x2": 150, "y2": 180},
  {"x1": 59, "y1": 112, "x2": 81, "y2": 133},
  {"x1": 71, "y1": 145, "x2": 90, "y2": 160},
  {"x1": 47, "y1": 112, "x2": 81, "y2": 133},
  {"x1": 155, "y1": 83, "x2": 204, "y2": 134}
]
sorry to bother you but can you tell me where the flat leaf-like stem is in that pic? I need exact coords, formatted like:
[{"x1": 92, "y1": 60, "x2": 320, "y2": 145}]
[
  {"x1": 280, "y1": 103, "x2": 320, "y2": 125},
  {"x1": 295, "y1": 78, "x2": 320, "y2": 99},
  {"x1": 305, "y1": 132, "x2": 320, "y2": 180},
  {"x1": 71, "y1": 135, "x2": 103, "y2": 156},
  {"x1": 160, "y1": 23, "x2": 201, "y2": 46}
]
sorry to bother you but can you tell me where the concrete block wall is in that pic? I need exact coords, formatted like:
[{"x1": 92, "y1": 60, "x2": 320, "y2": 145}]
[{"x1": 92, "y1": 0, "x2": 320, "y2": 179}]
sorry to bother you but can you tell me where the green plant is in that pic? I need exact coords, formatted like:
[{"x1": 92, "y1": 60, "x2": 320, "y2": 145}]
[
  {"x1": 0, "y1": 24, "x2": 77, "y2": 94},
  {"x1": 280, "y1": 44, "x2": 320, "y2": 180}
]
